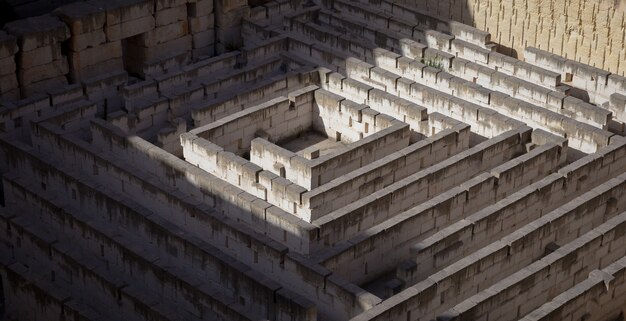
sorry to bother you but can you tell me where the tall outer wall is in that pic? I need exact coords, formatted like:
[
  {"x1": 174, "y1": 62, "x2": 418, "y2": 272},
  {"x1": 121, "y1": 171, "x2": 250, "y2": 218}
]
[{"x1": 397, "y1": 0, "x2": 626, "y2": 76}]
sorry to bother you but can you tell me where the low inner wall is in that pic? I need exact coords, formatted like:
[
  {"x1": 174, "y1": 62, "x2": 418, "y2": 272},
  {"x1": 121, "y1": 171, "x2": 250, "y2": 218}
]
[
  {"x1": 303, "y1": 124, "x2": 469, "y2": 221},
  {"x1": 312, "y1": 126, "x2": 531, "y2": 250},
  {"x1": 445, "y1": 207, "x2": 626, "y2": 321},
  {"x1": 353, "y1": 176, "x2": 626, "y2": 321},
  {"x1": 519, "y1": 256, "x2": 626, "y2": 321},
  {"x1": 320, "y1": 140, "x2": 562, "y2": 285},
  {"x1": 3, "y1": 130, "x2": 379, "y2": 321},
  {"x1": 410, "y1": 139, "x2": 626, "y2": 284}
]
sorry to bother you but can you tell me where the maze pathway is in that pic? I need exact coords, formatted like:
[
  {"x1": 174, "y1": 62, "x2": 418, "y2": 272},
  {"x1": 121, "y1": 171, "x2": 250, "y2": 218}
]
[{"x1": 1, "y1": 1, "x2": 626, "y2": 321}]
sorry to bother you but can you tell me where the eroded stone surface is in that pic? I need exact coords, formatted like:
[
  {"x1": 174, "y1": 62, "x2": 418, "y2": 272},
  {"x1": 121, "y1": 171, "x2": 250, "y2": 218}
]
[{"x1": 0, "y1": 1, "x2": 626, "y2": 321}]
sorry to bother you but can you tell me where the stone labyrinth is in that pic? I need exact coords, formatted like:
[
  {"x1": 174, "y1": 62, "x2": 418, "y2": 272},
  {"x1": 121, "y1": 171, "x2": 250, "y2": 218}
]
[{"x1": 1, "y1": 0, "x2": 626, "y2": 320}]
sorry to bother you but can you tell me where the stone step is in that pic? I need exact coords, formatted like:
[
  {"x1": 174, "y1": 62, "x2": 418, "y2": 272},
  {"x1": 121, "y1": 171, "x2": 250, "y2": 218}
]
[{"x1": 352, "y1": 191, "x2": 626, "y2": 321}]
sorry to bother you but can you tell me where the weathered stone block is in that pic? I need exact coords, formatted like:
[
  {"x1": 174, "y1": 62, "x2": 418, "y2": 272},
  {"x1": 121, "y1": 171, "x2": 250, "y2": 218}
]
[
  {"x1": 187, "y1": 0, "x2": 214, "y2": 17},
  {"x1": 216, "y1": 0, "x2": 247, "y2": 12},
  {"x1": 192, "y1": 44, "x2": 215, "y2": 58},
  {"x1": 21, "y1": 75, "x2": 67, "y2": 96},
  {"x1": 155, "y1": 5, "x2": 187, "y2": 27},
  {"x1": 215, "y1": 5, "x2": 249, "y2": 28},
  {"x1": 192, "y1": 29, "x2": 215, "y2": 48},
  {"x1": 19, "y1": 59, "x2": 69, "y2": 85},
  {"x1": 54, "y1": 2, "x2": 106, "y2": 35},
  {"x1": 18, "y1": 43, "x2": 62, "y2": 68},
  {"x1": 0, "y1": 74, "x2": 19, "y2": 93},
  {"x1": 130, "y1": 21, "x2": 188, "y2": 47},
  {"x1": 126, "y1": 35, "x2": 192, "y2": 62},
  {"x1": 70, "y1": 57, "x2": 124, "y2": 82},
  {"x1": 188, "y1": 14, "x2": 215, "y2": 33},
  {"x1": 126, "y1": 51, "x2": 190, "y2": 77},
  {"x1": 69, "y1": 41, "x2": 122, "y2": 69},
  {"x1": 105, "y1": 16, "x2": 156, "y2": 41},
  {"x1": 103, "y1": 0, "x2": 154, "y2": 25},
  {"x1": 67, "y1": 29, "x2": 107, "y2": 52},
  {"x1": 215, "y1": 26, "x2": 242, "y2": 45},
  {"x1": 46, "y1": 83, "x2": 84, "y2": 105},
  {"x1": 4, "y1": 15, "x2": 70, "y2": 51},
  {"x1": 0, "y1": 87, "x2": 20, "y2": 100},
  {"x1": 155, "y1": 0, "x2": 187, "y2": 11}
]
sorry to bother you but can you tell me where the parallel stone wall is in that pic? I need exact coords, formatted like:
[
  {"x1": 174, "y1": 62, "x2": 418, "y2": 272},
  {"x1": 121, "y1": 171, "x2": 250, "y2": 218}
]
[
  {"x1": 409, "y1": 140, "x2": 626, "y2": 280},
  {"x1": 394, "y1": 0, "x2": 626, "y2": 75},
  {"x1": 3, "y1": 111, "x2": 380, "y2": 320},
  {"x1": 298, "y1": 3, "x2": 616, "y2": 152},
  {"x1": 1, "y1": 175, "x2": 305, "y2": 321},
  {"x1": 320, "y1": 139, "x2": 564, "y2": 285},
  {"x1": 352, "y1": 177, "x2": 626, "y2": 321},
  {"x1": 3, "y1": 1, "x2": 626, "y2": 320},
  {"x1": 520, "y1": 256, "x2": 626, "y2": 321},
  {"x1": 302, "y1": 125, "x2": 469, "y2": 222},
  {"x1": 446, "y1": 206, "x2": 626, "y2": 321}
]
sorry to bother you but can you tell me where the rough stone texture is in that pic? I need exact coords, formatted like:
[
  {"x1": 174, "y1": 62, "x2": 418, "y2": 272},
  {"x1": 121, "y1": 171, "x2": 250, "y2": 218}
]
[
  {"x1": 0, "y1": 1, "x2": 626, "y2": 321},
  {"x1": 395, "y1": 0, "x2": 626, "y2": 75},
  {"x1": 3, "y1": 14, "x2": 70, "y2": 51}
]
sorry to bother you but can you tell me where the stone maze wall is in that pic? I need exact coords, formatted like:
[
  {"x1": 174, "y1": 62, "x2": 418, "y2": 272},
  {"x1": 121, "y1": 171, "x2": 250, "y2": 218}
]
[
  {"x1": 2, "y1": 0, "x2": 626, "y2": 321},
  {"x1": 0, "y1": 0, "x2": 253, "y2": 101},
  {"x1": 394, "y1": 0, "x2": 626, "y2": 76}
]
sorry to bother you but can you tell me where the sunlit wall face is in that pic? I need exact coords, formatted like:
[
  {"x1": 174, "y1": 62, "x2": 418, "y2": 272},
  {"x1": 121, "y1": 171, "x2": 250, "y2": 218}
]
[
  {"x1": 1, "y1": 1, "x2": 626, "y2": 321},
  {"x1": 405, "y1": 0, "x2": 626, "y2": 75}
]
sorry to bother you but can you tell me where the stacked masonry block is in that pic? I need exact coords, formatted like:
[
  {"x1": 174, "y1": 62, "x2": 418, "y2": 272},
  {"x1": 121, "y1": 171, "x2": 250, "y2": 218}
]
[
  {"x1": 54, "y1": 2, "x2": 124, "y2": 82},
  {"x1": 187, "y1": 0, "x2": 215, "y2": 59},
  {"x1": 0, "y1": 32, "x2": 20, "y2": 100},
  {"x1": 0, "y1": 0, "x2": 220, "y2": 98},
  {"x1": 124, "y1": 0, "x2": 191, "y2": 76},
  {"x1": 4, "y1": 15, "x2": 70, "y2": 97},
  {"x1": 215, "y1": 0, "x2": 249, "y2": 54}
]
